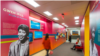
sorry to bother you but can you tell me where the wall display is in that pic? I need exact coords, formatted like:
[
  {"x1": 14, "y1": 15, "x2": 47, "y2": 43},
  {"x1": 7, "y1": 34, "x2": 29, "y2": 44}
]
[
  {"x1": 8, "y1": 24, "x2": 29, "y2": 56},
  {"x1": 55, "y1": 35, "x2": 59, "y2": 40},
  {"x1": 90, "y1": 12, "x2": 99, "y2": 56},
  {"x1": 89, "y1": 1, "x2": 100, "y2": 56},
  {"x1": 30, "y1": 20, "x2": 40, "y2": 29},
  {"x1": 55, "y1": 32, "x2": 59, "y2": 40},
  {"x1": 34, "y1": 31, "x2": 43, "y2": 39},
  {"x1": 60, "y1": 33, "x2": 65, "y2": 38},
  {"x1": 62, "y1": 33, "x2": 65, "y2": 37},
  {"x1": 55, "y1": 32, "x2": 65, "y2": 40},
  {"x1": 72, "y1": 31, "x2": 78, "y2": 35},
  {"x1": 29, "y1": 32, "x2": 33, "y2": 42},
  {"x1": 1, "y1": 1, "x2": 29, "y2": 56},
  {"x1": 1, "y1": 1, "x2": 67, "y2": 56}
]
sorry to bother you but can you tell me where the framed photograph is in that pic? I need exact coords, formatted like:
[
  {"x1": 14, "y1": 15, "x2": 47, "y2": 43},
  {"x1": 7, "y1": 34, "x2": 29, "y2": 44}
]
[
  {"x1": 34, "y1": 31, "x2": 43, "y2": 39},
  {"x1": 30, "y1": 20, "x2": 40, "y2": 29},
  {"x1": 28, "y1": 32, "x2": 33, "y2": 42},
  {"x1": 72, "y1": 31, "x2": 78, "y2": 35}
]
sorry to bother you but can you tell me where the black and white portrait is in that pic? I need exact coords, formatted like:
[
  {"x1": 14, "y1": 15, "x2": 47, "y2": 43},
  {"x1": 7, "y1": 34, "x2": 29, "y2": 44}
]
[
  {"x1": 8, "y1": 24, "x2": 29, "y2": 56},
  {"x1": 90, "y1": 19, "x2": 98, "y2": 56}
]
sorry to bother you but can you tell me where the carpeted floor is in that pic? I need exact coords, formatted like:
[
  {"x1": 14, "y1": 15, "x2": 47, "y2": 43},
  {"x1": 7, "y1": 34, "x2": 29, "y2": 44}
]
[{"x1": 50, "y1": 43, "x2": 84, "y2": 56}]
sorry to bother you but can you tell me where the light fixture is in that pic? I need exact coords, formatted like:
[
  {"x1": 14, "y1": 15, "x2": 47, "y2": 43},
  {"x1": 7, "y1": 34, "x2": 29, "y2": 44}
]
[
  {"x1": 24, "y1": 0, "x2": 40, "y2": 8},
  {"x1": 65, "y1": 25, "x2": 68, "y2": 27},
  {"x1": 74, "y1": 16, "x2": 79, "y2": 19},
  {"x1": 62, "y1": 23, "x2": 68, "y2": 27},
  {"x1": 75, "y1": 23, "x2": 79, "y2": 25},
  {"x1": 53, "y1": 17, "x2": 59, "y2": 20},
  {"x1": 62, "y1": 23, "x2": 65, "y2": 25},
  {"x1": 75, "y1": 20, "x2": 79, "y2": 22},
  {"x1": 44, "y1": 11, "x2": 52, "y2": 16}
]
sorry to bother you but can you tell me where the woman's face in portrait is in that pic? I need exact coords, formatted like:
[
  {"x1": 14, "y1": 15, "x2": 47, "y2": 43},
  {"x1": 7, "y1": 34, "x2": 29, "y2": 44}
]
[
  {"x1": 91, "y1": 27, "x2": 96, "y2": 41},
  {"x1": 18, "y1": 29, "x2": 26, "y2": 41}
]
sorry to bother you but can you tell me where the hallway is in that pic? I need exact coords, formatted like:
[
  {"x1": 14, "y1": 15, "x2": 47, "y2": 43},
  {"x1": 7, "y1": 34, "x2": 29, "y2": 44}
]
[
  {"x1": 32, "y1": 43, "x2": 84, "y2": 56},
  {"x1": 2, "y1": 1, "x2": 98, "y2": 56}
]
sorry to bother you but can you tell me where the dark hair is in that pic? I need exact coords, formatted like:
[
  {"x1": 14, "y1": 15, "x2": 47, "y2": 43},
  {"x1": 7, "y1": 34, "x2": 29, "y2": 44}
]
[
  {"x1": 18, "y1": 24, "x2": 29, "y2": 36},
  {"x1": 90, "y1": 18, "x2": 97, "y2": 31},
  {"x1": 45, "y1": 33, "x2": 49, "y2": 40}
]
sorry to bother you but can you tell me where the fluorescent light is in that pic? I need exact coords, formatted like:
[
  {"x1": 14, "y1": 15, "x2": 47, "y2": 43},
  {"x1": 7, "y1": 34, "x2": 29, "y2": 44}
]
[
  {"x1": 24, "y1": 0, "x2": 40, "y2": 8},
  {"x1": 75, "y1": 20, "x2": 79, "y2": 22},
  {"x1": 59, "y1": 25, "x2": 64, "y2": 28},
  {"x1": 74, "y1": 16, "x2": 79, "y2": 19},
  {"x1": 75, "y1": 23, "x2": 79, "y2": 25},
  {"x1": 62, "y1": 23, "x2": 68, "y2": 27},
  {"x1": 44, "y1": 11, "x2": 52, "y2": 16},
  {"x1": 65, "y1": 25, "x2": 68, "y2": 27},
  {"x1": 62, "y1": 23, "x2": 65, "y2": 25},
  {"x1": 65, "y1": 26, "x2": 68, "y2": 27},
  {"x1": 53, "y1": 17, "x2": 59, "y2": 20},
  {"x1": 64, "y1": 24, "x2": 68, "y2": 27}
]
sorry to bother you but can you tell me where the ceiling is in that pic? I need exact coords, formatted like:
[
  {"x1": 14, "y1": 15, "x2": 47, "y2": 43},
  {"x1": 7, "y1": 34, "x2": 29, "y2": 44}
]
[{"x1": 16, "y1": 0, "x2": 89, "y2": 28}]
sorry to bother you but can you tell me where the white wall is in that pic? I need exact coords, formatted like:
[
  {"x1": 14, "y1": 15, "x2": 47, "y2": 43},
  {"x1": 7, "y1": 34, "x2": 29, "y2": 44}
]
[{"x1": 66, "y1": 27, "x2": 81, "y2": 36}]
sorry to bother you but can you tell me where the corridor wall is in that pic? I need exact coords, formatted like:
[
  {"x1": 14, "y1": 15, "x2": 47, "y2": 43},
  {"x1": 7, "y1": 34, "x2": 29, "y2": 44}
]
[
  {"x1": 80, "y1": 19, "x2": 84, "y2": 52},
  {"x1": 1, "y1": 1, "x2": 66, "y2": 56},
  {"x1": 29, "y1": 15, "x2": 66, "y2": 55},
  {"x1": 1, "y1": 1, "x2": 29, "y2": 56},
  {"x1": 80, "y1": 1, "x2": 100, "y2": 56},
  {"x1": 89, "y1": 1, "x2": 100, "y2": 56}
]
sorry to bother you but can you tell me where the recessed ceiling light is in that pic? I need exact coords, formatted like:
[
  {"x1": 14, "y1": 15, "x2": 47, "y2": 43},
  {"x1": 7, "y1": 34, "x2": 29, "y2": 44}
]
[
  {"x1": 74, "y1": 16, "x2": 79, "y2": 19},
  {"x1": 75, "y1": 20, "x2": 79, "y2": 22},
  {"x1": 75, "y1": 23, "x2": 79, "y2": 25},
  {"x1": 44, "y1": 11, "x2": 52, "y2": 16},
  {"x1": 65, "y1": 25, "x2": 68, "y2": 27},
  {"x1": 66, "y1": 25, "x2": 68, "y2": 27},
  {"x1": 53, "y1": 17, "x2": 59, "y2": 20},
  {"x1": 62, "y1": 23, "x2": 68, "y2": 27},
  {"x1": 64, "y1": 25, "x2": 68, "y2": 27},
  {"x1": 62, "y1": 23, "x2": 65, "y2": 25},
  {"x1": 24, "y1": 0, "x2": 40, "y2": 8}
]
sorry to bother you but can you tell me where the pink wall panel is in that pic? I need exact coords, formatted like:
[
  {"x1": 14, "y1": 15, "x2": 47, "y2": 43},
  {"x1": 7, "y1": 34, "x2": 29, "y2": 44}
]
[
  {"x1": 1, "y1": 1, "x2": 29, "y2": 56},
  {"x1": 1, "y1": 1, "x2": 29, "y2": 35},
  {"x1": 80, "y1": 22, "x2": 84, "y2": 53}
]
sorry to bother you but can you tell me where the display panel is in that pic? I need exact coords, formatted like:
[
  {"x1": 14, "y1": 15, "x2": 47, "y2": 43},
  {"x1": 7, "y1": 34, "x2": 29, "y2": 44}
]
[
  {"x1": 29, "y1": 32, "x2": 33, "y2": 42},
  {"x1": 34, "y1": 31, "x2": 43, "y2": 39},
  {"x1": 62, "y1": 34, "x2": 65, "y2": 37},
  {"x1": 55, "y1": 35, "x2": 59, "y2": 40},
  {"x1": 72, "y1": 31, "x2": 78, "y2": 35},
  {"x1": 30, "y1": 20, "x2": 40, "y2": 29}
]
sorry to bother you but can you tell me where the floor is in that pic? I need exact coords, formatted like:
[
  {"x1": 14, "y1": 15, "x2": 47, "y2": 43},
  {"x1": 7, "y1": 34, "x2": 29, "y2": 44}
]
[
  {"x1": 31, "y1": 50, "x2": 50, "y2": 56},
  {"x1": 66, "y1": 39, "x2": 77, "y2": 43},
  {"x1": 31, "y1": 39, "x2": 84, "y2": 56},
  {"x1": 50, "y1": 43, "x2": 83, "y2": 56}
]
